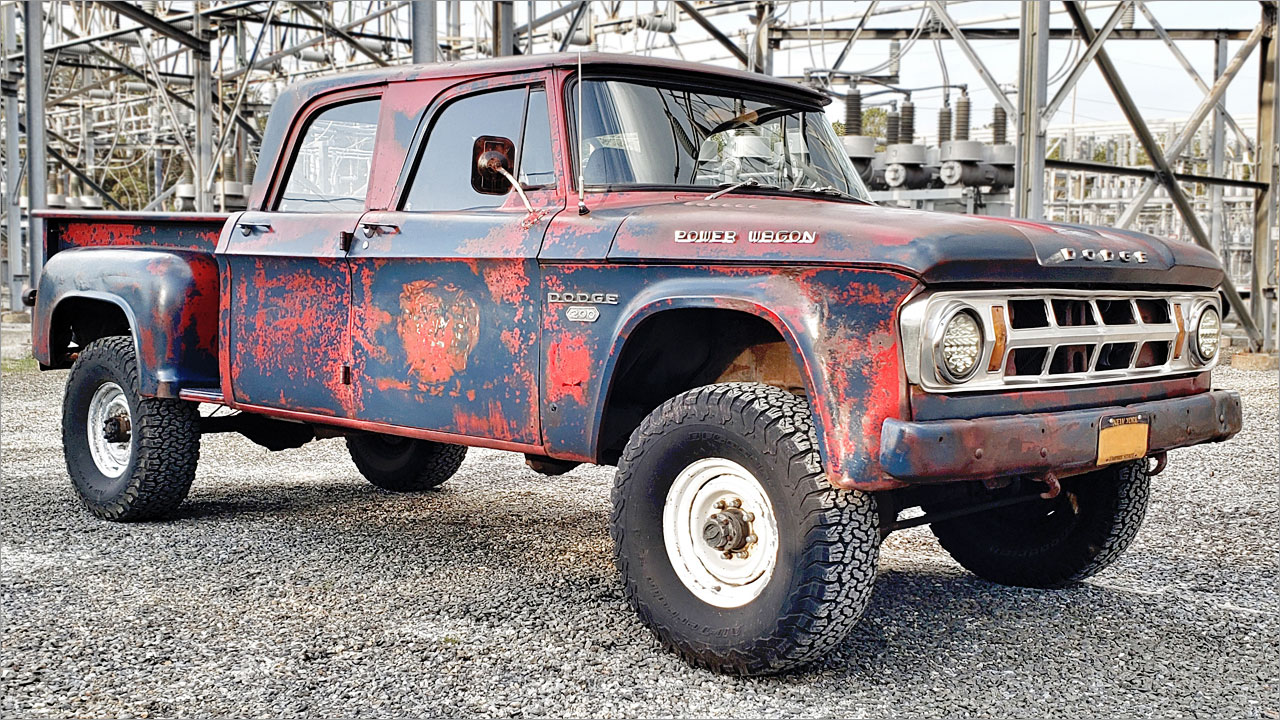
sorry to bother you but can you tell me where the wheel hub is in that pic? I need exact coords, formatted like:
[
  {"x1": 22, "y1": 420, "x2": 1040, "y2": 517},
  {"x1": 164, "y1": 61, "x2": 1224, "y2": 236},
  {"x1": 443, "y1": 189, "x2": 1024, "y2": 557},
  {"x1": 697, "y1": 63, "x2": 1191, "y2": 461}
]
[
  {"x1": 663, "y1": 458, "x2": 779, "y2": 608},
  {"x1": 701, "y1": 502, "x2": 757, "y2": 557},
  {"x1": 102, "y1": 413, "x2": 131, "y2": 443}
]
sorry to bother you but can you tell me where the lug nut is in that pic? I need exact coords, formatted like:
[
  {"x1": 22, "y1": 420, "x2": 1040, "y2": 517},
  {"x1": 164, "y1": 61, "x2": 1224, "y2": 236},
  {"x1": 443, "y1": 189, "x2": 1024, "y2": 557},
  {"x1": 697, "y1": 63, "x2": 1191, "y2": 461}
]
[
  {"x1": 722, "y1": 551, "x2": 734, "y2": 559},
  {"x1": 715, "y1": 500, "x2": 727, "y2": 510},
  {"x1": 743, "y1": 511, "x2": 755, "y2": 522},
  {"x1": 744, "y1": 534, "x2": 757, "y2": 545},
  {"x1": 731, "y1": 498, "x2": 742, "y2": 508}
]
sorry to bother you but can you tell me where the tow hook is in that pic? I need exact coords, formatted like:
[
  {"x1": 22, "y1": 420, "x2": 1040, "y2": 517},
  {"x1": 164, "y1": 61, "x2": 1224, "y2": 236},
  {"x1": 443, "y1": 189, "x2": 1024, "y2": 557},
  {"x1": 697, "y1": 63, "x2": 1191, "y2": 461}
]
[
  {"x1": 1147, "y1": 452, "x2": 1168, "y2": 476},
  {"x1": 1037, "y1": 472, "x2": 1061, "y2": 500}
]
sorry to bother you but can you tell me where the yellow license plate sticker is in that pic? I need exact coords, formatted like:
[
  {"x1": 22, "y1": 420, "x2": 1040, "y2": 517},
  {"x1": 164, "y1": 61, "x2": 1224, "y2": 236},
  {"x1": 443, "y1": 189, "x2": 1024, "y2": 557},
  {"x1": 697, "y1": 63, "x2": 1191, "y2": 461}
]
[{"x1": 1097, "y1": 413, "x2": 1150, "y2": 466}]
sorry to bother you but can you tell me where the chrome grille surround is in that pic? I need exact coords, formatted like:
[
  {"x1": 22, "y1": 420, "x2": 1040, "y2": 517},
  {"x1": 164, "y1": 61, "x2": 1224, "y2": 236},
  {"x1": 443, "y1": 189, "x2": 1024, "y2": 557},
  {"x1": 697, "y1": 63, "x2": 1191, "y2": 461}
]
[{"x1": 900, "y1": 289, "x2": 1221, "y2": 394}]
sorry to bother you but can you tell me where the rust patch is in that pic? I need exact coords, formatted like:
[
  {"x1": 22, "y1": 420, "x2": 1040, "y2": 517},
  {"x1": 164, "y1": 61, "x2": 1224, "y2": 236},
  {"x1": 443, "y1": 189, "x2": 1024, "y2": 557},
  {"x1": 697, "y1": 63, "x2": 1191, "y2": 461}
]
[
  {"x1": 482, "y1": 259, "x2": 531, "y2": 307},
  {"x1": 546, "y1": 334, "x2": 591, "y2": 405},
  {"x1": 60, "y1": 221, "x2": 142, "y2": 248},
  {"x1": 398, "y1": 280, "x2": 480, "y2": 385}
]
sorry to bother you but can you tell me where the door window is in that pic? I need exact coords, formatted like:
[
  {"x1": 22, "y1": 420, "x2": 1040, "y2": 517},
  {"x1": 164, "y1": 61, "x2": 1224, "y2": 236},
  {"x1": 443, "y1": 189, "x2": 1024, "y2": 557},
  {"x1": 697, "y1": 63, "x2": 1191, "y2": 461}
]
[
  {"x1": 277, "y1": 98, "x2": 381, "y2": 212},
  {"x1": 402, "y1": 86, "x2": 555, "y2": 211}
]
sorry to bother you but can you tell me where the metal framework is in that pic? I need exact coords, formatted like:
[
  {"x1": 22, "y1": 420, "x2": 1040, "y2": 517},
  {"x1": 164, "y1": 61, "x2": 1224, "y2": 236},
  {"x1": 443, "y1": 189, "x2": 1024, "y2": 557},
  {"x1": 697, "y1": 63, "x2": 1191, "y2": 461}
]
[{"x1": 0, "y1": 1, "x2": 1274, "y2": 351}]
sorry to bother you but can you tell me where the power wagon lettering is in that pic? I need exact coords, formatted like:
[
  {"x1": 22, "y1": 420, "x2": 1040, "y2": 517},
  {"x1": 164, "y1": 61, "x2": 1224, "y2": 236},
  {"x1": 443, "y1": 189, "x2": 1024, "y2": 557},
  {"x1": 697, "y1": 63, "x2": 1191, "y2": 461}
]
[{"x1": 672, "y1": 229, "x2": 818, "y2": 244}]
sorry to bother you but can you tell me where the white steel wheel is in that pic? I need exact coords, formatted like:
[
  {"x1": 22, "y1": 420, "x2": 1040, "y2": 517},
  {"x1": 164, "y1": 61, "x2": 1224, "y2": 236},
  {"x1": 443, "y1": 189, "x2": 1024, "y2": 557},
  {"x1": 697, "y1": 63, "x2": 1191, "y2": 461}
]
[
  {"x1": 86, "y1": 381, "x2": 133, "y2": 478},
  {"x1": 662, "y1": 457, "x2": 780, "y2": 608}
]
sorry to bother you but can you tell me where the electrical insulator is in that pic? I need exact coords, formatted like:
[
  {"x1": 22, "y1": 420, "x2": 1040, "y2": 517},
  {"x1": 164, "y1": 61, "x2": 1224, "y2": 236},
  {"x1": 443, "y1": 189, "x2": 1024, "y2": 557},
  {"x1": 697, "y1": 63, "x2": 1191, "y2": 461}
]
[
  {"x1": 845, "y1": 89, "x2": 862, "y2": 136},
  {"x1": 992, "y1": 105, "x2": 1008, "y2": 145},
  {"x1": 1121, "y1": 4, "x2": 1136, "y2": 30},
  {"x1": 885, "y1": 110, "x2": 901, "y2": 146},
  {"x1": 955, "y1": 93, "x2": 971, "y2": 141},
  {"x1": 636, "y1": 11, "x2": 677, "y2": 33},
  {"x1": 889, "y1": 39, "x2": 901, "y2": 76},
  {"x1": 899, "y1": 100, "x2": 915, "y2": 145},
  {"x1": 937, "y1": 105, "x2": 952, "y2": 144}
]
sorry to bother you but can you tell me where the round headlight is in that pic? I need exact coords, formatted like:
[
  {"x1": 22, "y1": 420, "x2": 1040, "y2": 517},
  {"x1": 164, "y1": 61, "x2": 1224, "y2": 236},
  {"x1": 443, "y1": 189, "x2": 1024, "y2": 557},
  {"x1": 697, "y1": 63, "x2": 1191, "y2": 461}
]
[
  {"x1": 936, "y1": 309, "x2": 984, "y2": 382},
  {"x1": 1192, "y1": 305, "x2": 1220, "y2": 363}
]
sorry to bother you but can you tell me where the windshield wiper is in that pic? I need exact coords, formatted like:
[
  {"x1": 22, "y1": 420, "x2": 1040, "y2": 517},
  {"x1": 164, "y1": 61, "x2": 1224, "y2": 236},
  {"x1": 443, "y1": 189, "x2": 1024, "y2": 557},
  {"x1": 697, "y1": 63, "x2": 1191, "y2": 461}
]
[
  {"x1": 704, "y1": 179, "x2": 780, "y2": 200},
  {"x1": 789, "y1": 185, "x2": 875, "y2": 204}
]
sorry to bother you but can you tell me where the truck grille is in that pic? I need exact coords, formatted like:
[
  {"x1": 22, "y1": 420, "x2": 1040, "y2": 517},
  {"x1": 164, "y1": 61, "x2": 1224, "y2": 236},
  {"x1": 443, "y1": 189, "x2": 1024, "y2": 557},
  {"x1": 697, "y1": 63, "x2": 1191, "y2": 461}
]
[{"x1": 900, "y1": 290, "x2": 1220, "y2": 394}]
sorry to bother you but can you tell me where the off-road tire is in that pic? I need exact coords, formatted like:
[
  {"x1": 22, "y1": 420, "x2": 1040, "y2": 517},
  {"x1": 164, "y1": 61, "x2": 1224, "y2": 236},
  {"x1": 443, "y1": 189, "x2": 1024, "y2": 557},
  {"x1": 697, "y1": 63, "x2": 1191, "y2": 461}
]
[
  {"x1": 346, "y1": 434, "x2": 466, "y2": 491},
  {"x1": 927, "y1": 461, "x2": 1151, "y2": 588},
  {"x1": 62, "y1": 335, "x2": 200, "y2": 521},
  {"x1": 610, "y1": 382, "x2": 880, "y2": 676}
]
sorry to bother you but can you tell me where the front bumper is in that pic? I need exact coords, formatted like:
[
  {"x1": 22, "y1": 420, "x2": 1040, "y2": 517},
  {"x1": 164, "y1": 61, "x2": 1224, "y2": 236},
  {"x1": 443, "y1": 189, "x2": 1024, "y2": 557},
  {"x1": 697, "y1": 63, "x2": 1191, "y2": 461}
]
[{"x1": 879, "y1": 389, "x2": 1242, "y2": 483}]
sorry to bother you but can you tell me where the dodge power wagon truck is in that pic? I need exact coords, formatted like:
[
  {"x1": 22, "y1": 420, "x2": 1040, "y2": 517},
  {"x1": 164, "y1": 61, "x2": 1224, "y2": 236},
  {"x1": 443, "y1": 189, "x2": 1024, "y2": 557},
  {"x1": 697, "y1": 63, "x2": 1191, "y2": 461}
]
[{"x1": 32, "y1": 54, "x2": 1242, "y2": 675}]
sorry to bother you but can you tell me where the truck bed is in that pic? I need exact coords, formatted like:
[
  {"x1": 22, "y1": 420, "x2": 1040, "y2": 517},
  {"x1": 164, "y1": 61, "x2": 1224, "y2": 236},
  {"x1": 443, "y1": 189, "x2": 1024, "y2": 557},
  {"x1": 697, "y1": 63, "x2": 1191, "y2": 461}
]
[{"x1": 38, "y1": 210, "x2": 229, "y2": 259}]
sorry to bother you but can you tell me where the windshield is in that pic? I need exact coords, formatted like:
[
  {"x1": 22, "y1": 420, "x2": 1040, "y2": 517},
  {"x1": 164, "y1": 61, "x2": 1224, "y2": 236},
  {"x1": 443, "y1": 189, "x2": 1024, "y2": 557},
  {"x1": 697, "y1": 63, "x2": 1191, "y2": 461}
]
[{"x1": 575, "y1": 79, "x2": 871, "y2": 200}]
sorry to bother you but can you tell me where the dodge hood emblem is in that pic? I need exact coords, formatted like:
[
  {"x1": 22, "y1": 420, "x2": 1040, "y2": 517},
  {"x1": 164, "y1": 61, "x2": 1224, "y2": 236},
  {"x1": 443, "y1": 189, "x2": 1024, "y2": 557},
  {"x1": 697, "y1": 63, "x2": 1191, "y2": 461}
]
[{"x1": 1054, "y1": 247, "x2": 1148, "y2": 263}]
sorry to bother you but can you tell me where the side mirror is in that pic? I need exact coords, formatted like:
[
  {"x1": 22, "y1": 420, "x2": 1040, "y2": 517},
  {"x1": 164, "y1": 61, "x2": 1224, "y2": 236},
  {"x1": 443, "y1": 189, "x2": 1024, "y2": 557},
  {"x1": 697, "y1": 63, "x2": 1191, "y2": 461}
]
[{"x1": 472, "y1": 135, "x2": 516, "y2": 194}]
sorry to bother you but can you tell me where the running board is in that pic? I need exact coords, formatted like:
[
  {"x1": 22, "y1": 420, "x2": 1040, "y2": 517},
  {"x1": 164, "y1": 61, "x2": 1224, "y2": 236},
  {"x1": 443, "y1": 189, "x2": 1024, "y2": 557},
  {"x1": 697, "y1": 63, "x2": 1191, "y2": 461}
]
[{"x1": 178, "y1": 387, "x2": 226, "y2": 404}]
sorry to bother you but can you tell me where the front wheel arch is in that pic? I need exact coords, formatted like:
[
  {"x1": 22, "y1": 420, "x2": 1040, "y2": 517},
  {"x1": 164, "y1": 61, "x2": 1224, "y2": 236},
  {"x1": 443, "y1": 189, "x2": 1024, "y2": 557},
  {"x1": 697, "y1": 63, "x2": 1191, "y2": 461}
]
[{"x1": 592, "y1": 301, "x2": 823, "y2": 465}]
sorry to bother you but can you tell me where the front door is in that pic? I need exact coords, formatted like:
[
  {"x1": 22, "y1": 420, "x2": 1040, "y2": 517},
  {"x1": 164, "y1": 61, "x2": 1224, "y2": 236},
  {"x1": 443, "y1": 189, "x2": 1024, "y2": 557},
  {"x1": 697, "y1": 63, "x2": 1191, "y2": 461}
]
[
  {"x1": 347, "y1": 79, "x2": 562, "y2": 444},
  {"x1": 223, "y1": 93, "x2": 383, "y2": 418}
]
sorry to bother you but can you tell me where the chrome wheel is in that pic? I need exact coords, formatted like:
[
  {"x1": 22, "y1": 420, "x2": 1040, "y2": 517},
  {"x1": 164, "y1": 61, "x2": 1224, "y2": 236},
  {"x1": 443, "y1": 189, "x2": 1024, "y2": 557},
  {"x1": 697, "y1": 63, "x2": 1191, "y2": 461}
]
[
  {"x1": 662, "y1": 457, "x2": 779, "y2": 608},
  {"x1": 86, "y1": 382, "x2": 132, "y2": 478}
]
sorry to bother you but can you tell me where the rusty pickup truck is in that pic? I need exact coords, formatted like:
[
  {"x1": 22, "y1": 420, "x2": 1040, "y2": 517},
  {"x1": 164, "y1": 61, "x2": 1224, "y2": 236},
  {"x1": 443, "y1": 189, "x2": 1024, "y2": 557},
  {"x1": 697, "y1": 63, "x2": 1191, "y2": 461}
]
[{"x1": 31, "y1": 53, "x2": 1242, "y2": 675}]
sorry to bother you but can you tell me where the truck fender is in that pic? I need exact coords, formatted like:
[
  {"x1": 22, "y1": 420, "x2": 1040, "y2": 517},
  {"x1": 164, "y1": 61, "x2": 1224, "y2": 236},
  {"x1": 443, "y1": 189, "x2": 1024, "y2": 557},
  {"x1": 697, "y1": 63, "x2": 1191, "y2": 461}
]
[
  {"x1": 33, "y1": 247, "x2": 220, "y2": 398},
  {"x1": 575, "y1": 268, "x2": 917, "y2": 491},
  {"x1": 594, "y1": 293, "x2": 824, "y2": 444}
]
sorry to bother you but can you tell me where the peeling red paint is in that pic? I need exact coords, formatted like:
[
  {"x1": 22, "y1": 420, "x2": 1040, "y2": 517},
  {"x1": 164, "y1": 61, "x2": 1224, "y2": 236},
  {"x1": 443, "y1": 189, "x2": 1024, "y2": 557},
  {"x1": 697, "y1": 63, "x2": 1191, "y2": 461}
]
[
  {"x1": 546, "y1": 335, "x2": 590, "y2": 405},
  {"x1": 398, "y1": 280, "x2": 481, "y2": 385},
  {"x1": 482, "y1": 260, "x2": 531, "y2": 306}
]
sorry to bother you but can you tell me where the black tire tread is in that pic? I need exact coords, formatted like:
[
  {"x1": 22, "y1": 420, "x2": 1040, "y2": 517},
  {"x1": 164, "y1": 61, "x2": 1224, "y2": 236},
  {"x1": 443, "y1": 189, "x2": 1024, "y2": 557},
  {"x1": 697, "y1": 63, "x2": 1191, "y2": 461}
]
[
  {"x1": 62, "y1": 335, "x2": 200, "y2": 521},
  {"x1": 930, "y1": 461, "x2": 1150, "y2": 588},
  {"x1": 346, "y1": 435, "x2": 467, "y2": 492},
  {"x1": 610, "y1": 382, "x2": 880, "y2": 675}
]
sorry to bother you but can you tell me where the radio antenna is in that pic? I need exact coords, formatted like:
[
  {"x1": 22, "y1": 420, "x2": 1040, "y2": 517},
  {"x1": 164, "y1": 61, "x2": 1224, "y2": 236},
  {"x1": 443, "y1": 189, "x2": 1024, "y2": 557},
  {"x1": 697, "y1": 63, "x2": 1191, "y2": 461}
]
[{"x1": 576, "y1": 51, "x2": 589, "y2": 215}]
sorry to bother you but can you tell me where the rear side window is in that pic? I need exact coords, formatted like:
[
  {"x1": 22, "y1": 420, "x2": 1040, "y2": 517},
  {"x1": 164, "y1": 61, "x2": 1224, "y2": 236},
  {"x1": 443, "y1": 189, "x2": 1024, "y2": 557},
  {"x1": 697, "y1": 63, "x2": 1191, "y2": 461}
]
[
  {"x1": 402, "y1": 86, "x2": 555, "y2": 212},
  {"x1": 277, "y1": 98, "x2": 381, "y2": 212}
]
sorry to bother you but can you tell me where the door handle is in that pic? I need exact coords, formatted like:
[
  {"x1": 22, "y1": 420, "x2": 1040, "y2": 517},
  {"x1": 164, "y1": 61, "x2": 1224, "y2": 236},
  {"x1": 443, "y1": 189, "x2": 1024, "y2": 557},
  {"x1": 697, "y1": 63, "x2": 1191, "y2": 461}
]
[
  {"x1": 360, "y1": 222, "x2": 400, "y2": 238},
  {"x1": 238, "y1": 221, "x2": 272, "y2": 236}
]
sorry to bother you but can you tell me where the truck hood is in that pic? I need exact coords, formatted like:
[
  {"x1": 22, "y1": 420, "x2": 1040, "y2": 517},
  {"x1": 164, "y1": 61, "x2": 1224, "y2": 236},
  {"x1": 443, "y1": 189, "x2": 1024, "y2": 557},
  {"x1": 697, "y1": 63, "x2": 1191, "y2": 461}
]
[{"x1": 606, "y1": 197, "x2": 1224, "y2": 288}]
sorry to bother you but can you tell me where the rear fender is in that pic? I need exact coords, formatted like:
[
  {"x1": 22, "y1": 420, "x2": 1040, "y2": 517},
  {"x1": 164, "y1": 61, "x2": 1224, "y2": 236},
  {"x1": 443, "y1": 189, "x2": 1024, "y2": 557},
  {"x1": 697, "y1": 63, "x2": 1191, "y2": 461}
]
[{"x1": 33, "y1": 247, "x2": 220, "y2": 397}]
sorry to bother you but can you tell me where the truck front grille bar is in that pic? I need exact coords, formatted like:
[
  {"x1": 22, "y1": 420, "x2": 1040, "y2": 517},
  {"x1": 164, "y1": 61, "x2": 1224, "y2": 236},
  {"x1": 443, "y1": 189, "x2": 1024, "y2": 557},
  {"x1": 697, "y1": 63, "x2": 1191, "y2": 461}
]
[{"x1": 899, "y1": 289, "x2": 1221, "y2": 394}]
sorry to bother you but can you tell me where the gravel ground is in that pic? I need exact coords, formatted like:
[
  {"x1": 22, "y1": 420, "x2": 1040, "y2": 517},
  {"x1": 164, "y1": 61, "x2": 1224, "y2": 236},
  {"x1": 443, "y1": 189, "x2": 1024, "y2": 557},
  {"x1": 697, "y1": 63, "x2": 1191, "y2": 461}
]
[{"x1": 2, "y1": 364, "x2": 1277, "y2": 718}]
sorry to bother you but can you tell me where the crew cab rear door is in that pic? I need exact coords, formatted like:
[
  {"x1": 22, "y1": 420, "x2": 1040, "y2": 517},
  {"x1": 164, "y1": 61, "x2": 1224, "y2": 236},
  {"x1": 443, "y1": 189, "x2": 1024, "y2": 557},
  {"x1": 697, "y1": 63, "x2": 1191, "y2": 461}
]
[
  {"x1": 346, "y1": 75, "x2": 562, "y2": 444},
  {"x1": 221, "y1": 88, "x2": 383, "y2": 417}
]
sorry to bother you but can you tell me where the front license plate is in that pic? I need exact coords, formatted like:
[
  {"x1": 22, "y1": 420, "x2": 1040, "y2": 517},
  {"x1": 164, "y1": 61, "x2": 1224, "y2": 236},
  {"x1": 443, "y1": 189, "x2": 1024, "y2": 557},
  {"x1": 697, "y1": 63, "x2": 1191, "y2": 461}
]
[{"x1": 1097, "y1": 413, "x2": 1150, "y2": 466}]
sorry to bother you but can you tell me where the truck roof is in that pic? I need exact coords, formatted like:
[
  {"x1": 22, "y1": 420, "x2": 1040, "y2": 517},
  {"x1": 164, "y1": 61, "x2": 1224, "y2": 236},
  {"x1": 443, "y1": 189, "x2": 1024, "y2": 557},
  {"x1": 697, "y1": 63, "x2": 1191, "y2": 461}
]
[{"x1": 286, "y1": 52, "x2": 829, "y2": 106}]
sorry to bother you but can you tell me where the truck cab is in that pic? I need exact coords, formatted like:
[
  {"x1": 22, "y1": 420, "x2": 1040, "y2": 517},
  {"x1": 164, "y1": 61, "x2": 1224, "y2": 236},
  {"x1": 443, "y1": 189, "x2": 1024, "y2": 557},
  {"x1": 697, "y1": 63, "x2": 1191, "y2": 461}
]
[{"x1": 32, "y1": 54, "x2": 1242, "y2": 675}]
